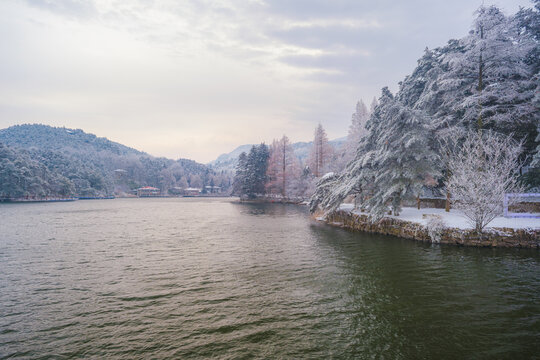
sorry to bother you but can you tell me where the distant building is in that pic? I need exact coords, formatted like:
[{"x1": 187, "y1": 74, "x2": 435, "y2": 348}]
[
  {"x1": 204, "y1": 186, "x2": 222, "y2": 194},
  {"x1": 137, "y1": 186, "x2": 160, "y2": 197},
  {"x1": 168, "y1": 187, "x2": 185, "y2": 196},
  {"x1": 184, "y1": 188, "x2": 201, "y2": 196}
]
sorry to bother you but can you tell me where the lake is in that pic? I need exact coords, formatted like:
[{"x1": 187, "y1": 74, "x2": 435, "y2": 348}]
[{"x1": 0, "y1": 198, "x2": 538, "y2": 359}]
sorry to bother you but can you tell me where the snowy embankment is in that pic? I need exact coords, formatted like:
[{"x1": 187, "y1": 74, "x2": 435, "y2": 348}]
[
  {"x1": 323, "y1": 204, "x2": 539, "y2": 248},
  {"x1": 338, "y1": 204, "x2": 540, "y2": 230}
]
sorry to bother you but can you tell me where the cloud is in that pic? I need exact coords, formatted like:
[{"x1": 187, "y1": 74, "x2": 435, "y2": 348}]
[
  {"x1": 0, "y1": 0, "x2": 534, "y2": 162},
  {"x1": 24, "y1": 0, "x2": 98, "y2": 19},
  {"x1": 278, "y1": 51, "x2": 370, "y2": 77}
]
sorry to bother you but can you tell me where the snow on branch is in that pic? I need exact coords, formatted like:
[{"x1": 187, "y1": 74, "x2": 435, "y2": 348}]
[{"x1": 443, "y1": 130, "x2": 524, "y2": 232}]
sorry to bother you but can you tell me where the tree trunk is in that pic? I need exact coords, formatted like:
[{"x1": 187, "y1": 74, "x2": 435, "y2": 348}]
[
  {"x1": 476, "y1": 221, "x2": 482, "y2": 234},
  {"x1": 477, "y1": 24, "x2": 484, "y2": 131},
  {"x1": 282, "y1": 144, "x2": 286, "y2": 198},
  {"x1": 445, "y1": 190, "x2": 451, "y2": 212}
]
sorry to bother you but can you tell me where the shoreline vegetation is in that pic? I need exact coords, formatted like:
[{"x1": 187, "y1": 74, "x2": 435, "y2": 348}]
[
  {"x1": 317, "y1": 207, "x2": 540, "y2": 249},
  {"x1": 238, "y1": 195, "x2": 307, "y2": 205}
]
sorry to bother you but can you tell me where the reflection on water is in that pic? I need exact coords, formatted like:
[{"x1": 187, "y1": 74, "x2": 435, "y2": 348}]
[{"x1": 0, "y1": 198, "x2": 538, "y2": 359}]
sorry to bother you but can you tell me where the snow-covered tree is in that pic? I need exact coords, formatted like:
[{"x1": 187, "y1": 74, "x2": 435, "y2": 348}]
[
  {"x1": 176, "y1": 176, "x2": 189, "y2": 189},
  {"x1": 310, "y1": 89, "x2": 387, "y2": 213},
  {"x1": 308, "y1": 124, "x2": 334, "y2": 177},
  {"x1": 441, "y1": 6, "x2": 538, "y2": 136},
  {"x1": 233, "y1": 144, "x2": 269, "y2": 198},
  {"x1": 390, "y1": 4, "x2": 539, "y2": 162},
  {"x1": 365, "y1": 98, "x2": 440, "y2": 216},
  {"x1": 341, "y1": 100, "x2": 370, "y2": 166},
  {"x1": 296, "y1": 165, "x2": 315, "y2": 199},
  {"x1": 335, "y1": 88, "x2": 440, "y2": 217},
  {"x1": 158, "y1": 168, "x2": 175, "y2": 194},
  {"x1": 250, "y1": 143, "x2": 270, "y2": 196},
  {"x1": 309, "y1": 172, "x2": 340, "y2": 213},
  {"x1": 310, "y1": 3, "x2": 539, "y2": 216},
  {"x1": 534, "y1": 127, "x2": 540, "y2": 168},
  {"x1": 189, "y1": 174, "x2": 203, "y2": 188},
  {"x1": 310, "y1": 87, "x2": 440, "y2": 217},
  {"x1": 233, "y1": 152, "x2": 248, "y2": 195},
  {"x1": 309, "y1": 88, "x2": 391, "y2": 214},
  {"x1": 266, "y1": 135, "x2": 301, "y2": 198},
  {"x1": 445, "y1": 130, "x2": 523, "y2": 232},
  {"x1": 370, "y1": 97, "x2": 378, "y2": 113}
]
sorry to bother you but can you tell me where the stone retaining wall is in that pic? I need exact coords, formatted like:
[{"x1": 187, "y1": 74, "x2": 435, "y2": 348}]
[
  {"x1": 323, "y1": 210, "x2": 540, "y2": 248},
  {"x1": 239, "y1": 196, "x2": 305, "y2": 205}
]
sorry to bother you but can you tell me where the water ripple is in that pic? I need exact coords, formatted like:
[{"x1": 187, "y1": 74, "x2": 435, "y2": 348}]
[{"x1": 0, "y1": 198, "x2": 539, "y2": 359}]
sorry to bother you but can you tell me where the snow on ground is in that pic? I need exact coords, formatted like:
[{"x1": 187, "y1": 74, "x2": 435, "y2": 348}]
[
  {"x1": 339, "y1": 203, "x2": 355, "y2": 211},
  {"x1": 338, "y1": 204, "x2": 540, "y2": 230}
]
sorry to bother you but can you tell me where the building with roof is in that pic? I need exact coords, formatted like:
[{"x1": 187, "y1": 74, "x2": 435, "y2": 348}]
[
  {"x1": 136, "y1": 186, "x2": 160, "y2": 197},
  {"x1": 184, "y1": 188, "x2": 201, "y2": 196},
  {"x1": 204, "y1": 186, "x2": 222, "y2": 194}
]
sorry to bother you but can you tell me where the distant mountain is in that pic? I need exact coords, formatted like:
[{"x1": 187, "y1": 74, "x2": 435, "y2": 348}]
[
  {"x1": 207, "y1": 144, "x2": 253, "y2": 172},
  {"x1": 208, "y1": 137, "x2": 346, "y2": 172},
  {"x1": 0, "y1": 124, "x2": 143, "y2": 157},
  {"x1": 0, "y1": 124, "x2": 229, "y2": 199}
]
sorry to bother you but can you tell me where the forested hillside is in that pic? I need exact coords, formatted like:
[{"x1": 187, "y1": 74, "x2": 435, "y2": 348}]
[
  {"x1": 0, "y1": 124, "x2": 230, "y2": 199},
  {"x1": 0, "y1": 143, "x2": 75, "y2": 198},
  {"x1": 0, "y1": 124, "x2": 143, "y2": 157}
]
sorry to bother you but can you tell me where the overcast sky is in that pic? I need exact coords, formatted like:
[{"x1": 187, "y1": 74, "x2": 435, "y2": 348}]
[{"x1": 0, "y1": 0, "x2": 533, "y2": 162}]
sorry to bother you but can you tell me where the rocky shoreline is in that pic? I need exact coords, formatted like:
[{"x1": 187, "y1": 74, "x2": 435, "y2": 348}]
[
  {"x1": 238, "y1": 196, "x2": 307, "y2": 205},
  {"x1": 321, "y1": 210, "x2": 540, "y2": 249}
]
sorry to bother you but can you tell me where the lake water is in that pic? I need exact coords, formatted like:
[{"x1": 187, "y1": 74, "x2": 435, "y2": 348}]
[{"x1": 0, "y1": 198, "x2": 538, "y2": 359}]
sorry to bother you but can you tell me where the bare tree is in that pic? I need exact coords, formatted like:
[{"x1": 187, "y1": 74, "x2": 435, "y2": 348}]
[
  {"x1": 444, "y1": 130, "x2": 523, "y2": 232},
  {"x1": 266, "y1": 135, "x2": 301, "y2": 198}
]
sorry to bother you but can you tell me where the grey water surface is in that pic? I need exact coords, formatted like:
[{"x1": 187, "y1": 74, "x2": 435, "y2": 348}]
[{"x1": 0, "y1": 198, "x2": 538, "y2": 359}]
